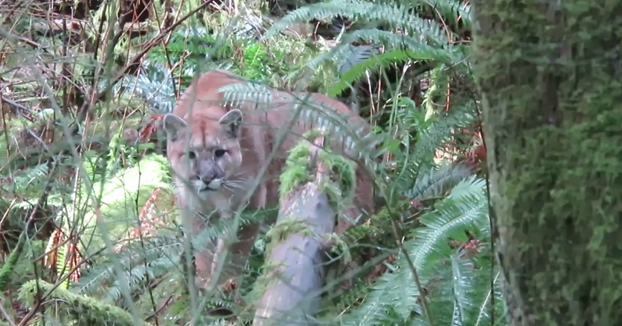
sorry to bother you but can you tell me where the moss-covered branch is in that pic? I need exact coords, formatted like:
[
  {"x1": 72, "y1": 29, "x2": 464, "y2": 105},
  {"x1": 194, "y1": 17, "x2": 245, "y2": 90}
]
[
  {"x1": 253, "y1": 131, "x2": 357, "y2": 326},
  {"x1": 18, "y1": 279, "x2": 154, "y2": 326}
]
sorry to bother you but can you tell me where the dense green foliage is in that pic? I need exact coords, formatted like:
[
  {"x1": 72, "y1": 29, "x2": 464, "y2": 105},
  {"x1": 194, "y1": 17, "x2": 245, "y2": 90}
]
[{"x1": 0, "y1": 0, "x2": 502, "y2": 325}]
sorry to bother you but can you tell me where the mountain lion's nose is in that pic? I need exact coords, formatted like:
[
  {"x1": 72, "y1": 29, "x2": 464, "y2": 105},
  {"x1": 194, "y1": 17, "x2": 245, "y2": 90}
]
[
  {"x1": 200, "y1": 172, "x2": 222, "y2": 190},
  {"x1": 201, "y1": 174, "x2": 215, "y2": 185}
]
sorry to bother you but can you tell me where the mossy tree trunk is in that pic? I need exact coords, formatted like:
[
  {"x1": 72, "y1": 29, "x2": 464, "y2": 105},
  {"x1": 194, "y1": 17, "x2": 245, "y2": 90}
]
[{"x1": 472, "y1": 1, "x2": 622, "y2": 325}]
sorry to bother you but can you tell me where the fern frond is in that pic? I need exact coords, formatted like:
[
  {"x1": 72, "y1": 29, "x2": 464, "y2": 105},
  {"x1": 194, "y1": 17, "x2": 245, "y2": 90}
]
[
  {"x1": 55, "y1": 244, "x2": 71, "y2": 289},
  {"x1": 76, "y1": 237, "x2": 181, "y2": 297},
  {"x1": 405, "y1": 162, "x2": 473, "y2": 200},
  {"x1": 266, "y1": 1, "x2": 450, "y2": 47},
  {"x1": 349, "y1": 28, "x2": 452, "y2": 58},
  {"x1": 305, "y1": 28, "x2": 455, "y2": 74},
  {"x1": 187, "y1": 209, "x2": 268, "y2": 261},
  {"x1": 413, "y1": 239, "x2": 503, "y2": 326},
  {"x1": 105, "y1": 61, "x2": 176, "y2": 114},
  {"x1": 408, "y1": 176, "x2": 488, "y2": 272},
  {"x1": 9, "y1": 163, "x2": 49, "y2": 191},
  {"x1": 382, "y1": 102, "x2": 476, "y2": 199},
  {"x1": 218, "y1": 82, "x2": 274, "y2": 108},
  {"x1": 328, "y1": 48, "x2": 427, "y2": 98},
  {"x1": 337, "y1": 44, "x2": 380, "y2": 76},
  {"x1": 338, "y1": 176, "x2": 489, "y2": 325},
  {"x1": 412, "y1": 102, "x2": 476, "y2": 161},
  {"x1": 413, "y1": 0, "x2": 472, "y2": 31}
]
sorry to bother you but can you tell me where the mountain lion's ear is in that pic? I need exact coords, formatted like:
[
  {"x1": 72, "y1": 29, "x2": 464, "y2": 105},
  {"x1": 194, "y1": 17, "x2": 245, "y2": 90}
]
[
  {"x1": 162, "y1": 114, "x2": 187, "y2": 141},
  {"x1": 219, "y1": 109, "x2": 243, "y2": 138}
]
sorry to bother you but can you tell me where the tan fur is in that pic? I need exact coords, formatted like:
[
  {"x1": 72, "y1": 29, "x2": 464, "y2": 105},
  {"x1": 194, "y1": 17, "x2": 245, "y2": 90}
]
[{"x1": 162, "y1": 69, "x2": 374, "y2": 289}]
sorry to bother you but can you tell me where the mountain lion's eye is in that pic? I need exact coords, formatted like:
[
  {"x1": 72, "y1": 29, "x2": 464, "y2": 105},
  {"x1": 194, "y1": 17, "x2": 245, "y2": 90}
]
[
  {"x1": 214, "y1": 149, "x2": 226, "y2": 158},
  {"x1": 187, "y1": 151, "x2": 197, "y2": 159}
]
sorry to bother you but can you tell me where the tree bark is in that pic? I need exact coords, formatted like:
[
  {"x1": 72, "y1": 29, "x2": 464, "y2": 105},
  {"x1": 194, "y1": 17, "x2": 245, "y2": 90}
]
[
  {"x1": 472, "y1": 1, "x2": 622, "y2": 325},
  {"x1": 252, "y1": 134, "x2": 336, "y2": 326}
]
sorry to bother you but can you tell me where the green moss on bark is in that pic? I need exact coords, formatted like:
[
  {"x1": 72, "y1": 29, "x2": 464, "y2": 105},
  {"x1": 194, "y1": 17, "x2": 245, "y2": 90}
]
[
  {"x1": 472, "y1": 0, "x2": 622, "y2": 325},
  {"x1": 279, "y1": 130, "x2": 357, "y2": 210},
  {"x1": 18, "y1": 279, "x2": 153, "y2": 326}
]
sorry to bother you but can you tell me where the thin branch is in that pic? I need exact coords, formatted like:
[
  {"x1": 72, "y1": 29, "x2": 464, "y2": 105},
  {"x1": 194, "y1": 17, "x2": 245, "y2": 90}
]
[{"x1": 77, "y1": 0, "x2": 216, "y2": 120}]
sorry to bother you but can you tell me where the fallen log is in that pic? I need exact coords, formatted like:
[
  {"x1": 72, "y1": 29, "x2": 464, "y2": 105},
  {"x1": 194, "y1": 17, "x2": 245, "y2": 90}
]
[{"x1": 252, "y1": 130, "x2": 351, "y2": 326}]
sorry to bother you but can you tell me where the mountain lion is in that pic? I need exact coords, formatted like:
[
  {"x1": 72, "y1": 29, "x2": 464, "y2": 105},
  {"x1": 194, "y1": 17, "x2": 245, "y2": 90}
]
[{"x1": 162, "y1": 69, "x2": 374, "y2": 290}]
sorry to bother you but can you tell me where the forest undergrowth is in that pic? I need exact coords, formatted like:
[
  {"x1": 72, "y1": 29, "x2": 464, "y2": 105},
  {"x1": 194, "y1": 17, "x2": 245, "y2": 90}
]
[{"x1": 0, "y1": 0, "x2": 504, "y2": 325}]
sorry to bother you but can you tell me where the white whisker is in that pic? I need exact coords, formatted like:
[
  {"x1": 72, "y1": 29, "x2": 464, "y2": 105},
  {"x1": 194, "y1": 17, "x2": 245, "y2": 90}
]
[{"x1": 223, "y1": 182, "x2": 244, "y2": 191}]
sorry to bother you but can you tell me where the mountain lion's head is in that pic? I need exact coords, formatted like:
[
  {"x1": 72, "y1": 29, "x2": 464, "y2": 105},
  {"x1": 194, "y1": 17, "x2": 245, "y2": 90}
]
[{"x1": 162, "y1": 108, "x2": 245, "y2": 197}]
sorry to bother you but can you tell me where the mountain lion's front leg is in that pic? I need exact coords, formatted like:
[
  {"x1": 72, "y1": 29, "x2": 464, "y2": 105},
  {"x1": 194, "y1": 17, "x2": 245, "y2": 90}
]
[
  {"x1": 210, "y1": 185, "x2": 266, "y2": 289},
  {"x1": 190, "y1": 213, "x2": 215, "y2": 289},
  {"x1": 208, "y1": 209, "x2": 234, "y2": 289},
  {"x1": 228, "y1": 184, "x2": 265, "y2": 284}
]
